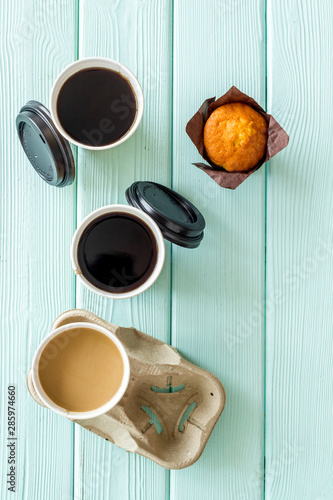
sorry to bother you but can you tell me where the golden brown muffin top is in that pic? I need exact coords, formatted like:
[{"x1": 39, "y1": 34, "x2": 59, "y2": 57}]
[{"x1": 203, "y1": 102, "x2": 268, "y2": 172}]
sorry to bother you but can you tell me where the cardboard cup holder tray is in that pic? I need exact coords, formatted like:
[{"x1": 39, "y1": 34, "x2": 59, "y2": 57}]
[{"x1": 27, "y1": 309, "x2": 226, "y2": 469}]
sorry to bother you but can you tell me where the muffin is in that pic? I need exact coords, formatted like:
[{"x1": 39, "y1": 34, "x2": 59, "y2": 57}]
[{"x1": 203, "y1": 102, "x2": 268, "y2": 172}]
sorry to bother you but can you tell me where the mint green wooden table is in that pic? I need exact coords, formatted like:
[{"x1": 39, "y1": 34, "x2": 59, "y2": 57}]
[{"x1": 1, "y1": 1, "x2": 332, "y2": 499}]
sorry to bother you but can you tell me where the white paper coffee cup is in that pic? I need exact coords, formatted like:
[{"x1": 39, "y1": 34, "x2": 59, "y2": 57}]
[
  {"x1": 50, "y1": 57, "x2": 144, "y2": 150},
  {"x1": 71, "y1": 205, "x2": 165, "y2": 299},
  {"x1": 31, "y1": 322, "x2": 130, "y2": 420}
]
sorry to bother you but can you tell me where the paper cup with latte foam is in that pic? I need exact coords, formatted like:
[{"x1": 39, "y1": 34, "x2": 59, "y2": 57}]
[{"x1": 31, "y1": 322, "x2": 130, "y2": 420}]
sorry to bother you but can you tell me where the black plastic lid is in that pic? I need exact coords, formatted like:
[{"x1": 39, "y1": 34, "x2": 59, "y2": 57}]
[
  {"x1": 16, "y1": 100, "x2": 75, "y2": 187},
  {"x1": 126, "y1": 181, "x2": 205, "y2": 248}
]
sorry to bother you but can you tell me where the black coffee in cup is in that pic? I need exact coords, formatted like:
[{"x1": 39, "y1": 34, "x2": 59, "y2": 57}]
[
  {"x1": 77, "y1": 213, "x2": 158, "y2": 293},
  {"x1": 56, "y1": 68, "x2": 137, "y2": 147}
]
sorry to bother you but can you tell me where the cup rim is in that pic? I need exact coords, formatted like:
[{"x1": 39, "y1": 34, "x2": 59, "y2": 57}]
[
  {"x1": 49, "y1": 57, "x2": 144, "y2": 150},
  {"x1": 71, "y1": 204, "x2": 165, "y2": 299},
  {"x1": 31, "y1": 322, "x2": 130, "y2": 420}
]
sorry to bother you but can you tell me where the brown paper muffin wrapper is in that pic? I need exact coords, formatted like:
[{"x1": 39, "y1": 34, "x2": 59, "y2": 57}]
[{"x1": 186, "y1": 86, "x2": 289, "y2": 190}]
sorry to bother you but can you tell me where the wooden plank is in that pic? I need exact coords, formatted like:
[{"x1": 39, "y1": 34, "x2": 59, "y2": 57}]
[
  {"x1": 170, "y1": 1, "x2": 266, "y2": 498},
  {"x1": 75, "y1": 1, "x2": 172, "y2": 498},
  {"x1": 0, "y1": 0, "x2": 77, "y2": 498},
  {"x1": 266, "y1": 1, "x2": 333, "y2": 498}
]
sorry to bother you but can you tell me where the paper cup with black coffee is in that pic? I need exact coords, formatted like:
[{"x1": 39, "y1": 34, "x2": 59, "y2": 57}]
[
  {"x1": 71, "y1": 204, "x2": 165, "y2": 299},
  {"x1": 50, "y1": 57, "x2": 144, "y2": 150}
]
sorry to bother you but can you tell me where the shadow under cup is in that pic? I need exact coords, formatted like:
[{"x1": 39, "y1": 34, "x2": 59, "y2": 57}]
[{"x1": 32, "y1": 323, "x2": 130, "y2": 419}]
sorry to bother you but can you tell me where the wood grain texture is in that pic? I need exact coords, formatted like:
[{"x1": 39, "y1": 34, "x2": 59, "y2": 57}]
[
  {"x1": 266, "y1": 1, "x2": 333, "y2": 498},
  {"x1": 75, "y1": 1, "x2": 172, "y2": 498},
  {"x1": 2, "y1": 1, "x2": 333, "y2": 499},
  {"x1": 0, "y1": 0, "x2": 77, "y2": 499},
  {"x1": 170, "y1": 1, "x2": 266, "y2": 499}
]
